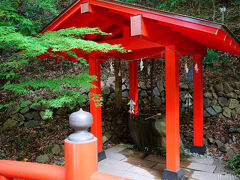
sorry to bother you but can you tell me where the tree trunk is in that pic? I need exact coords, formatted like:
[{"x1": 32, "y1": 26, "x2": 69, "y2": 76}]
[
  {"x1": 150, "y1": 59, "x2": 155, "y2": 113},
  {"x1": 114, "y1": 59, "x2": 122, "y2": 113}
]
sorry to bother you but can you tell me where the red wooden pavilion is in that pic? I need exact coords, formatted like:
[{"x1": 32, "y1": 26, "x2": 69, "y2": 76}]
[{"x1": 42, "y1": 0, "x2": 240, "y2": 179}]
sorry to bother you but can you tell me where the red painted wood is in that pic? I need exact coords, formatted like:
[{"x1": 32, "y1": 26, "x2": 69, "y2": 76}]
[
  {"x1": 130, "y1": 14, "x2": 142, "y2": 36},
  {"x1": 91, "y1": 0, "x2": 218, "y2": 35},
  {"x1": 165, "y1": 45, "x2": 180, "y2": 171},
  {"x1": 193, "y1": 54, "x2": 203, "y2": 147},
  {"x1": 42, "y1": 0, "x2": 240, "y2": 56},
  {"x1": 81, "y1": 1, "x2": 90, "y2": 14},
  {"x1": 91, "y1": 6, "x2": 129, "y2": 26},
  {"x1": 128, "y1": 61, "x2": 138, "y2": 116},
  {"x1": 89, "y1": 54, "x2": 102, "y2": 152}
]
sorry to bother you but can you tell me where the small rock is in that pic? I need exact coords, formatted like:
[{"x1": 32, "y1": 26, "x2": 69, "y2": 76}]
[
  {"x1": 157, "y1": 81, "x2": 164, "y2": 92},
  {"x1": 20, "y1": 107, "x2": 29, "y2": 114},
  {"x1": 122, "y1": 91, "x2": 129, "y2": 98},
  {"x1": 226, "y1": 92, "x2": 238, "y2": 99},
  {"x1": 36, "y1": 154, "x2": 50, "y2": 163},
  {"x1": 208, "y1": 137, "x2": 215, "y2": 144},
  {"x1": 56, "y1": 108, "x2": 67, "y2": 115},
  {"x1": 3, "y1": 119, "x2": 18, "y2": 130},
  {"x1": 102, "y1": 86, "x2": 110, "y2": 95},
  {"x1": 234, "y1": 82, "x2": 240, "y2": 89},
  {"x1": 7, "y1": 106, "x2": 18, "y2": 116},
  {"x1": 138, "y1": 82, "x2": 147, "y2": 89},
  {"x1": 203, "y1": 98, "x2": 211, "y2": 107},
  {"x1": 212, "y1": 106, "x2": 222, "y2": 113},
  {"x1": 179, "y1": 83, "x2": 189, "y2": 90},
  {"x1": 211, "y1": 99, "x2": 218, "y2": 106},
  {"x1": 24, "y1": 113, "x2": 34, "y2": 120},
  {"x1": 154, "y1": 97, "x2": 161, "y2": 107},
  {"x1": 140, "y1": 90, "x2": 148, "y2": 97},
  {"x1": 223, "y1": 107, "x2": 231, "y2": 118},
  {"x1": 102, "y1": 135, "x2": 109, "y2": 144},
  {"x1": 204, "y1": 92, "x2": 212, "y2": 99},
  {"x1": 223, "y1": 82, "x2": 233, "y2": 94},
  {"x1": 142, "y1": 98, "x2": 149, "y2": 104},
  {"x1": 109, "y1": 93, "x2": 115, "y2": 99},
  {"x1": 236, "y1": 107, "x2": 240, "y2": 114},
  {"x1": 203, "y1": 138, "x2": 208, "y2": 145},
  {"x1": 218, "y1": 113, "x2": 224, "y2": 118},
  {"x1": 206, "y1": 107, "x2": 216, "y2": 116},
  {"x1": 25, "y1": 120, "x2": 39, "y2": 127},
  {"x1": 228, "y1": 99, "x2": 239, "y2": 109},
  {"x1": 226, "y1": 149, "x2": 235, "y2": 160},
  {"x1": 214, "y1": 83, "x2": 223, "y2": 92},
  {"x1": 203, "y1": 110, "x2": 210, "y2": 117},
  {"x1": 212, "y1": 92, "x2": 218, "y2": 99},
  {"x1": 41, "y1": 104, "x2": 48, "y2": 111},
  {"x1": 161, "y1": 97, "x2": 166, "y2": 103},
  {"x1": 40, "y1": 111, "x2": 46, "y2": 120},
  {"x1": 106, "y1": 77, "x2": 115, "y2": 87},
  {"x1": 218, "y1": 97, "x2": 228, "y2": 107},
  {"x1": 153, "y1": 87, "x2": 160, "y2": 97},
  {"x1": 33, "y1": 112, "x2": 41, "y2": 121},
  {"x1": 215, "y1": 140, "x2": 225, "y2": 152},
  {"x1": 179, "y1": 91, "x2": 188, "y2": 102},
  {"x1": 122, "y1": 85, "x2": 127, "y2": 91},
  {"x1": 52, "y1": 145, "x2": 61, "y2": 155},
  {"x1": 146, "y1": 81, "x2": 151, "y2": 89},
  {"x1": 11, "y1": 113, "x2": 25, "y2": 122},
  {"x1": 30, "y1": 104, "x2": 41, "y2": 111},
  {"x1": 231, "y1": 110, "x2": 237, "y2": 117}
]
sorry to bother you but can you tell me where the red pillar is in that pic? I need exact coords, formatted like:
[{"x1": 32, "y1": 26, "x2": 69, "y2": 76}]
[
  {"x1": 191, "y1": 53, "x2": 206, "y2": 154},
  {"x1": 89, "y1": 55, "x2": 102, "y2": 152},
  {"x1": 162, "y1": 45, "x2": 185, "y2": 179},
  {"x1": 128, "y1": 61, "x2": 138, "y2": 116},
  {"x1": 164, "y1": 45, "x2": 180, "y2": 171}
]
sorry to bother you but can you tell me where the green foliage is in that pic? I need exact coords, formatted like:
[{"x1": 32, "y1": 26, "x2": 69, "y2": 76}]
[
  {"x1": 204, "y1": 49, "x2": 232, "y2": 68},
  {"x1": 127, "y1": 144, "x2": 135, "y2": 149},
  {"x1": 227, "y1": 153, "x2": 240, "y2": 175},
  {"x1": 0, "y1": 0, "x2": 58, "y2": 35},
  {"x1": 0, "y1": 0, "x2": 126, "y2": 119},
  {"x1": 0, "y1": 152, "x2": 6, "y2": 159},
  {"x1": 42, "y1": 110, "x2": 53, "y2": 120},
  {"x1": 156, "y1": 0, "x2": 188, "y2": 10}
]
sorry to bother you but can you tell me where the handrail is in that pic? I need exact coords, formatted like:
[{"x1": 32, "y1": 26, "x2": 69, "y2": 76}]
[{"x1": 0, "y1": 160, "x2": 65, "y2": 180}]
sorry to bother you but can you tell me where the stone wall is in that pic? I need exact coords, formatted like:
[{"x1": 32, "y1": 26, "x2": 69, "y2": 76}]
[{"x1": 1, "y1": 77, "x2": 240, "y2": 145}]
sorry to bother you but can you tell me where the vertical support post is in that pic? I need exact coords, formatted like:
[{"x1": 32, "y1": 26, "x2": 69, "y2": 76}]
[
  {"x1": 162, "y1": 45, "x2": 185, "y2": 180},
  {"x1": 89, "y1": 55, "x2": 102, "y2": 152},
  {"x1": 190, "y1": 53, "x2": 206, "y2": 155},
  {"x1": 128, "y1": 61, "x2": 138, "y2": 116},
  {"x1": 65, "y1": 109, "x2": 97, "y2": 180}
]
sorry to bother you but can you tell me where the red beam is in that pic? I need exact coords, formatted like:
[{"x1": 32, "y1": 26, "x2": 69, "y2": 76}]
[
  {"x1": 98, "y1": 36, "x2": 163, "y2": 50},
  {"x1": 91, "y1": 5, "x2": 129, "y2": 26},
  {"x1": 91, "y1": 0, "x2": 218, "y2": 35}
]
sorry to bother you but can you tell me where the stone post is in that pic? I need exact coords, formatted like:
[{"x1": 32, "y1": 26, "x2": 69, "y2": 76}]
[{"x1": 65, "y1": 108, "x2": 98, "y2": 180}]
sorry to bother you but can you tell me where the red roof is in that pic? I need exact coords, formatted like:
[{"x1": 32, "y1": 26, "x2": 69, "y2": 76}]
[{"x1": 42, "y1": 0, "x2": 240, "y2": 59}]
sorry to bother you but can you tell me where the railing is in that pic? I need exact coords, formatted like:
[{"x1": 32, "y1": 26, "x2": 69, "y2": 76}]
[{"x1": 0, "y1": 109, "x2": 128, "y2": 180}]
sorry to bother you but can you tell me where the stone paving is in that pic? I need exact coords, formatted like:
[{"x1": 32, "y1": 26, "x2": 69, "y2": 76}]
[{"x1": 98, "y1": 144, "x2": 238, "y2": 180}]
